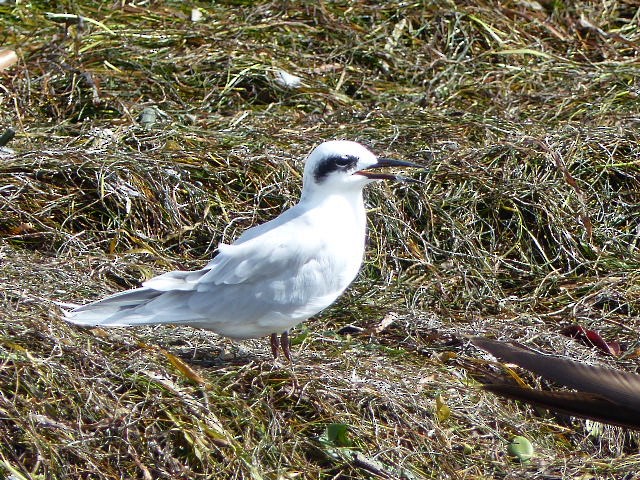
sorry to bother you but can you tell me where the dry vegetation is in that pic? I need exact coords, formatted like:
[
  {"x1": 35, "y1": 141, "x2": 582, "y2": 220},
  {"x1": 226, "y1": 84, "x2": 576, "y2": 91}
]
[{"x1": 1, "y1": 1, "x2": 640, "y2": 478}]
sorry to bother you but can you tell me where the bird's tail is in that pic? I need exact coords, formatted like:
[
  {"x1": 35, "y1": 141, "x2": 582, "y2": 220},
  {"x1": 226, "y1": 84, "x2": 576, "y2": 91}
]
[{"x1": 64, "y1": 287, "x2": 165, "y2": 327}]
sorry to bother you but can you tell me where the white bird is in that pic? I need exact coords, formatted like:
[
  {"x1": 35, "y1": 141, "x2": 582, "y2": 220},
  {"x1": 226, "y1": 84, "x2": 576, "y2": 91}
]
[{"x1": 65, "y1": 140, "x2": 420, "y2": 359}]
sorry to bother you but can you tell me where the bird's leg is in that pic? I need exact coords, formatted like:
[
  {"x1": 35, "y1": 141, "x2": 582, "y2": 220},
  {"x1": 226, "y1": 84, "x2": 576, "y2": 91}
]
[
  {"x1": 270, "y1": 333, "x2": 279, "y2": 358},
  {"x1": 280, "y1": 330, "x2": 292, "y2": 362}
]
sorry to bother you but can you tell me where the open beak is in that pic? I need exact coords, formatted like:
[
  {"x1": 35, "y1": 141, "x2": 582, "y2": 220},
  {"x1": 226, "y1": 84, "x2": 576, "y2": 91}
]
[{"x1": 355, "y1": 158, "x2": 423, "y2": 183}]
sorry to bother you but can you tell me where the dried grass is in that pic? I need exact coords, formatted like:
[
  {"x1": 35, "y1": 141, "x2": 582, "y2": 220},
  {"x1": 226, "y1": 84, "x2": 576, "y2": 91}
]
[{"x1": 1, "y1": 1, "x2": 640, "y2": 478}]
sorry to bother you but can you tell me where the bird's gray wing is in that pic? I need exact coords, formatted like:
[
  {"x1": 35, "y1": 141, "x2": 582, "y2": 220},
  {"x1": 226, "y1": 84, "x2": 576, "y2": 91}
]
[
  {"x1": 142, "y1": 216, "x2": 321, "y2": 292},
  {"x1": 67, "y1": 211, "x2": 330, "y2": 332}
]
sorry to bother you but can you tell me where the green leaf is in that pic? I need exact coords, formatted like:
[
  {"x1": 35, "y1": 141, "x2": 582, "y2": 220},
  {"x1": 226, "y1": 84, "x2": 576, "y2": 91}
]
[
  {"x1": 435, "y1": 394, "x2": 451, "y2": 422},
  {"x1": 507, "y1": 436, "x2": 534, "y2": 462},
  {"x1": 325, "y1": 423, "x2": 352, "y2": 447}
]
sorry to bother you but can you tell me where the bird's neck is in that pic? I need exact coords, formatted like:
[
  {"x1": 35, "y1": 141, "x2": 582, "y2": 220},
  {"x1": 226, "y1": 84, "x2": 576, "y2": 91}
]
[{"x1": 299, "y1": 188, "x2": 365, "y2": 213}]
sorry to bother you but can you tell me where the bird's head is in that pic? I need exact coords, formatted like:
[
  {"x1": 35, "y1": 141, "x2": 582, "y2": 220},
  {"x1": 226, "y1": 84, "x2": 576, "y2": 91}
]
[{"x1": 302, "y1": 140, "x2": 420, "y2": 197}]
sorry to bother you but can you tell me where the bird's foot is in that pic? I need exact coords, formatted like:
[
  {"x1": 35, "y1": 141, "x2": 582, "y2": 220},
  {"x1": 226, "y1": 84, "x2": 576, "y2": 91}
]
[
  {"x1": 270, "y1": 333, "x2": 279, "y2": 358},
  {"x1": 280, "y1": 330, "x2": 292, "y2": 362},
  {"x1": 269, "y1": 331, "x2": 292, "y2": 363}
]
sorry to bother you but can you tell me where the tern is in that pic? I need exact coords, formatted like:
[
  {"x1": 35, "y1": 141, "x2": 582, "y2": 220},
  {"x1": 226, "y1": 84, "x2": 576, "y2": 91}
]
[
  {"x1": 471, "y1": 337, "x2": 640, "y2": 429},
  {"x1": 66, "y1": 140, "x2": 420, "y2": 359}
]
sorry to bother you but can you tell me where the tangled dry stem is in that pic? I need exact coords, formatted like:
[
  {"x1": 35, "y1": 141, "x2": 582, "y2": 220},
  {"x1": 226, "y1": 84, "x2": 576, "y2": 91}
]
[{"x1": 1, "y1": 1, "x2": 639, "y2": 478}]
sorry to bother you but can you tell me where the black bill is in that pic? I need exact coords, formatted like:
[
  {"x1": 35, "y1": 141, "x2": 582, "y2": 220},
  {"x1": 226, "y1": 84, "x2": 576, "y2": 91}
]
[{"x1": 355, "y1": 157, "x2": 423, "y2": 182}]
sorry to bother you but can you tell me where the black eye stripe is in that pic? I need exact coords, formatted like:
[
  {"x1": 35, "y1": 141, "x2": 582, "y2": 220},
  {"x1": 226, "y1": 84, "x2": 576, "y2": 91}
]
[{"x1": 313, "y1": 155, "x2": 359, "y2": 183}]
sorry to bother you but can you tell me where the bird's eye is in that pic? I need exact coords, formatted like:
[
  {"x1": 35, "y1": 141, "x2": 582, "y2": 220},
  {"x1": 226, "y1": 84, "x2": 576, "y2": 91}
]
[{"x1": 333, "y1": 156, "x2": 354, "y2": 167}]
